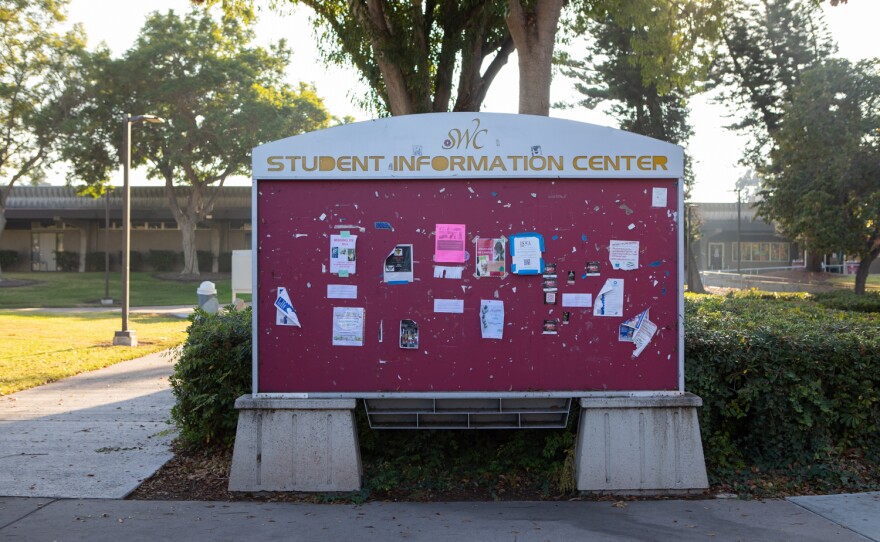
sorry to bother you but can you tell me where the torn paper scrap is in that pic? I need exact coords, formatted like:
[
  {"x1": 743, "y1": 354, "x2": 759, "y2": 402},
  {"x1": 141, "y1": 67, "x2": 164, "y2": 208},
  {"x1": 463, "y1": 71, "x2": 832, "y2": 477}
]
[
  {"x1": 330, "y1": 234, "x2": 357, "y2": 275},
  {"x1": 562, "y1": 293, "x2": 593, "y2": 308},
  {"x1": 434, "y1": 223, "x2": 466, "y2": 263},
  {"x1": 274, "y1": 287, "x2": 301, "y2": 327},
  {"x1": 384, "y1": 244, "x2": 414, "y2": 283},
  {"x1": 433, "y1": 266, "x2": 464, "y2": 279},
  {"x1": 332, "y1": 306, "x2": 365, "y2": 346},
  {"x1": 479, "y1": 299, "x2": 504, "y2": 339},
  {"x1": 619, "y1": 309, "x2": 658, "y2": 357},
  {"x1": 433, "y1": 298, "x2": 464, "y2": 314},
  {"x1": 593, "y1": 278, "x2": 624, "y2": 317},
  {"x1": 327, "y1": 284, "x2": 357, "y2": 299},
  {"x1": 609, "y1": 240, "x2": 639, "y2": 271}
]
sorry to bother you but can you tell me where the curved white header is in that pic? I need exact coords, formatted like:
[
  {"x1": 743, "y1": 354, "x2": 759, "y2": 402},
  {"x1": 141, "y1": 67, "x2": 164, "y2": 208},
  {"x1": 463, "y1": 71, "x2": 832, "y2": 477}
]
[{"x1": 252, "y1": 112, "x2": 683, "y2": 180}]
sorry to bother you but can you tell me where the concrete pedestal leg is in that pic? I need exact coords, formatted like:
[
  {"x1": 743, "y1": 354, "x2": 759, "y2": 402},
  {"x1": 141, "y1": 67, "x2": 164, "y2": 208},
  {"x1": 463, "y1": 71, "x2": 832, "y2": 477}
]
[
  {"x1": 228, "y1": 396, "x2": 362, "y2": 492},
  {"x1": 575, "y1": 394, "x2": 708, "y2": 495}
]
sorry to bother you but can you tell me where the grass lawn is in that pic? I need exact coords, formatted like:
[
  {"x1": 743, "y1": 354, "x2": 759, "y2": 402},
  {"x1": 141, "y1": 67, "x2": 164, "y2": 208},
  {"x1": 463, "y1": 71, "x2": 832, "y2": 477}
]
[
  {"x1": 0, "y1": 311, "x2": 190, "y2": 395},
  {"x1": 0, "y1": 272, "x2": 251, "y2": 308},
  {"x1": 828, "y1": 273, "x2": 880, "y2": 291}
]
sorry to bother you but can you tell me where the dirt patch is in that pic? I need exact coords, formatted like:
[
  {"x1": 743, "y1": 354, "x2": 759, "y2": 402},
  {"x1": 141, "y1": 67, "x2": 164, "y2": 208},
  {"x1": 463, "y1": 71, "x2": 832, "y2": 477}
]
[
  {"x1": 154, "y1": 272, "x2": 231, "y2": 283},
  {"x1": 0, "y1": 279, "x2": 42, "y2": 288}
]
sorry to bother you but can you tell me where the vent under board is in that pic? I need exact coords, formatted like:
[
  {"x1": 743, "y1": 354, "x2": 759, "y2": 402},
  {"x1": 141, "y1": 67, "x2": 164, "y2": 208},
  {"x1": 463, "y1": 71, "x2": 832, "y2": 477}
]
[{"x1": 364, "y1": 397, "x2": 571, "y2": 429}]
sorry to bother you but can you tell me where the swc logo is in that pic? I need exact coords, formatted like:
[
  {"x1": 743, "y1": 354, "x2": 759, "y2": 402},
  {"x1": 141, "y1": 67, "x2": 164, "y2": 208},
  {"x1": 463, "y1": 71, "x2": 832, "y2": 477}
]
[{"x1": 442, "y1": 118, "x2": 488, "y2": 150}]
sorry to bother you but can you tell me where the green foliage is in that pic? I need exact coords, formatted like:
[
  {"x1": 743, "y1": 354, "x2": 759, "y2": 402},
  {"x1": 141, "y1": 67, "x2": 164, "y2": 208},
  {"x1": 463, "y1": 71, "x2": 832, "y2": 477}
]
[
  {"x1": 218, "y1": 252, "x2": 232, "y2": 273},
  {"x1": 170, "y1": 307, "x2": 252, "y2": 449},
  {"x1": 0, "y1": 250, "x2": 20, "y2": 269},
  {"x1": 685, "y1": 293, "x2": 880, "y2": 478},
  {"x1": 197, "y1": 251, "x2": 214, "y2": 272},
  {"x1": 84, "y1": 252, "x2": 114, "y2": 272},
  {"x1": 147, "y1": 250, "x2": 181, "y2": 272},
  {"x1": 812, "y1": 290, "x2": 880, "y2": 313},
  {"x1": 53, "y1": 250, "x2": 79, "y2": 272}
]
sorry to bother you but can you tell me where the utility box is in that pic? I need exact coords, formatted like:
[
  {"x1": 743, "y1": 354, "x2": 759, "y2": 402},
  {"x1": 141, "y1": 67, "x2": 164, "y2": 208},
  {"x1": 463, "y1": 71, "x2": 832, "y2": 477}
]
[{"x1": 230, "y1": 113, "x2": 707, "y2": 494}]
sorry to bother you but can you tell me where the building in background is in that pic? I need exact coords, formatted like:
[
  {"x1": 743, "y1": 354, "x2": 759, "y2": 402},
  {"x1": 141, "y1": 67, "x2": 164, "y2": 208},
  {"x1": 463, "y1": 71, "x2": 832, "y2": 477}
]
[{"x1": 1, "y1": 186, "x2": 250, "y2": 273}]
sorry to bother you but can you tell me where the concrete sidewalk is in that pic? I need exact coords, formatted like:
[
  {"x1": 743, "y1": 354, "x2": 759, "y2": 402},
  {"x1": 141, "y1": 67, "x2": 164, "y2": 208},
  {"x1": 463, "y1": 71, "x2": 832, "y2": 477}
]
[
  {"x1": 1, "y1": 496, "x2": 876, "y2": 541},
  {"x1": 0, "y1": 350, "x2": 177, "y2": 498},
  {"x1": 1, "y1": 348, "x2": 878, "y2": 541}
]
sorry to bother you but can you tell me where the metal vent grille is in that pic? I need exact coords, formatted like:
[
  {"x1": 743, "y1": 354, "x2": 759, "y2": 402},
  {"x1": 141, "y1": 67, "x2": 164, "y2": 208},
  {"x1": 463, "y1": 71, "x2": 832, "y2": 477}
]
[{"x1": 364, "y1": 397, "x2": 571, "y2": 429}]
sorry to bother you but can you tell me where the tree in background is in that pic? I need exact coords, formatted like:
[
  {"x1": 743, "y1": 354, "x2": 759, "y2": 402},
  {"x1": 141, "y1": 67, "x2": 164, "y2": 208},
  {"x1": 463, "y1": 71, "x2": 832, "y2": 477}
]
[
  {"x1": 0, "y1": 0, "x2": 86, "y2": 278},
  {"x1": 63, "y1": 9, "x2": 333, "y2": 275},
  {"x1": 560, "y1": 0, "x2": 721, "y2": 292},
  {"x1": 760, "y1": 59, "x2": 879, "y2": 294}
]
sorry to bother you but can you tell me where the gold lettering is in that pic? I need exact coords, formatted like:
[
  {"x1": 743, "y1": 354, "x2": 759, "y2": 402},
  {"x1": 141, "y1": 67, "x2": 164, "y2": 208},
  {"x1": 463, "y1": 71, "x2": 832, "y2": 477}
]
[
  {"x1": 547, "y1": 155, "x2": 563, "y2": 171},
  {"x1": 431, "y1": 156, "x2": 449, "y2": 171},
  {"x1": 467, "y1": 156, "x2": 488, "y2": 171},
  {"x1": 589, "y1": 156, "x2": 604, "y2": 170},
  {"x1": 351, "y1": 156, "x2": 368, "y2": 171},
  {"x1": 507, "y1": 156, "x2": 524, "y2": 171},
  {"x1": 450, "y1": 156, "x2": 465, "y2": 171},
  {"x1": 528, "y1": 156, "x2": 545, "y2": 170},
  {"x1": 319, "y1": 156, "x2": 335, "y2": 171},
  {"x1": 572, "y1": 156, "x2": 588, "y2": 170},
  {"x1": 490, "y1": 156, "x2": 507, "y2": 171},
  {"x1": 653, "y1": 156, "x2": 668, "y2": 170},
  {"x1": 267, "y1": 156, "x2": 284, "y2": 172}
]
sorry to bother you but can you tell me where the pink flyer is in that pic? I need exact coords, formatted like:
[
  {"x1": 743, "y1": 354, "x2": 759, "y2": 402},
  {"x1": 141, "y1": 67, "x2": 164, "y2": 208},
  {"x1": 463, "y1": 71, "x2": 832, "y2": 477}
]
[{"x1": 435, "y1": 223, "x2": 466, "y2": 263}]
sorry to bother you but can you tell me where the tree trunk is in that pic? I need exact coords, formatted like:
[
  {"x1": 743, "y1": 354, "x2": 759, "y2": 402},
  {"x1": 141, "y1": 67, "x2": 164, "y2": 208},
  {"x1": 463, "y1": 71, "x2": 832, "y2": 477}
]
[
  {"x1": 687, "y1": 241, "x2": 707, "y2": 294},
  {"x1": 854, "y1": 251, "x2": 878, "y2": 296},
  {"x1": 806, "y1": 250, "x2": 823, "y2": 272},
  {"x1": 178, "y1": 214, "x2": 200, "y2": 276},
  {"x1": 506, "y1": 0, "x2": 563, "y2": 116},
  {"x1": 0, "y1": 210, "x2": 7, "y2": 280}
]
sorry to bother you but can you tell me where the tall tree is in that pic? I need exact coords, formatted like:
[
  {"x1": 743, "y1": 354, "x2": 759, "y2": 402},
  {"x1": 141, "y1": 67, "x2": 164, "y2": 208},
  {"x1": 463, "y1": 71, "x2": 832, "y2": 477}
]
[
  {"x1": 0, "y1": 0, "x2": 86, "y2": 277},
  {"x1": 760, "y1": 59, "x2": 880, "y2": 294},
  {"x1": 506, "y1": 0, "x2": 565, "y2": 116},
  {"x1": 198, "y1": 0, "x2": 514, "y2": 116},
  {"x1": 64, "y1": 9, "x2": 333, "y2": 275}
]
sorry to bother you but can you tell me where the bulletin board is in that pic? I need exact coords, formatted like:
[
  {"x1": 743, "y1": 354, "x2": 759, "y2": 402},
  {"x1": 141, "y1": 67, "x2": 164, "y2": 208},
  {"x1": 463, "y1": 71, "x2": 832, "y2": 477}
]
[{"x1": 252, "y1": 113, "x2": 684, "y2": 396}]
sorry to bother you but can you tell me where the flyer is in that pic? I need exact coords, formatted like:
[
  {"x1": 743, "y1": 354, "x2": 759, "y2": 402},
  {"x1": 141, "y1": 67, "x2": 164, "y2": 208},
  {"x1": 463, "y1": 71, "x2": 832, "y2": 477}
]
[
  {"x1": 384, "y1": 244, "x2": 414, "y2": 283},
  {"x1": 510, "y1": 233, "x2": 544, "y2": 274},
  {"x1": 475, "y1": 237, "x2": 506, "y2": 278},
  {"x1": 330, "y1": 234, "x2": 357, "y2": 275},
  {"x1": 274, "y1": 287, "x2": 301, "y2": 327},
  {"x1": 479, "y1": 300, "x2": 504, "y2": 339},
  {"x1": 435, "y1": 223, "x2": 466, "y2": 263},
  {"x1": 619, "y1": 308, "x2": 658, "y2": 357},
  {"x1": 399, "y1": 319, "x2": 419, "y2": 349},
  {"x1": 609, "y1": 240, "x2": 639, "y2": 271},
  {"x1": 593, "y1": 278, "x2": 624, "y2": 317},
  {"x1": 332, "y1": 306, "x2": 365, "y2": 346}
]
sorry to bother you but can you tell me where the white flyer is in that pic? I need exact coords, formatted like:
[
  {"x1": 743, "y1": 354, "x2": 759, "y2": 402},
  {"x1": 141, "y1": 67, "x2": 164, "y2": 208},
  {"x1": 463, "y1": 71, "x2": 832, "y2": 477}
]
[
  {"x1": 512, "y1": 235, "x2": 542, "y2": 274},
  {"x1": 479, "y1": 300, "x2": 504, "y2": 339},
  {"x1": 332, "y1": 306, "x2": 364, "y2": 346},
  {"x1": 593, "y1": 278, "x2": 624, "y2": 317},
  {"x1": 562, "y1": 293, "x2": 593, "y2": 308},
  {"x1": 433, "y1": 298, "x2": 464, "y2": 314},
  {"x1": 327, "y1": 284, "x2": 357, "y2": 299},
  {"x1": 274, "y1": 287, "x2": 301, "y2": 327},
  {"x1": 652, "y1": 187, "x2": 668, "y2": 208},
  {"x1": 609, "y1": 240, "x2": 639, "y2": 271},
  {"x1": 330, "y1": 234, "x2": 357, "y2": 275},
  {"x1": 619, "y1": 308, "x2": 659, "y2": 357}
]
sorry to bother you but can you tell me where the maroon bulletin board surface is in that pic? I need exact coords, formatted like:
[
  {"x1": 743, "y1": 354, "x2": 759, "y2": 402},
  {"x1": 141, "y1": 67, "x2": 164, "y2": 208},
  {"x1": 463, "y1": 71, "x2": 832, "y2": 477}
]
[{"x1": 256, "y1": 177, "x2": 681, "y2": 394}]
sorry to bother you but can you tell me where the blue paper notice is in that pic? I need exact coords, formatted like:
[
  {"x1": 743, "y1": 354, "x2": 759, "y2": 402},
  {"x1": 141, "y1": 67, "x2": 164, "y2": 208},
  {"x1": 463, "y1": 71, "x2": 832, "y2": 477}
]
[{"x1": 374, "y1": 221, "x2": 394, "y2": 231}]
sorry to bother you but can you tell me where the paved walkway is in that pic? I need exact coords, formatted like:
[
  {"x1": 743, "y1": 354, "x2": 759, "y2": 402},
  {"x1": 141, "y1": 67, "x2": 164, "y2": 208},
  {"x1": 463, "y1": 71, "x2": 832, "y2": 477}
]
[
  {"x1": 0, "y1": 346, "x2": 878, "y2": 541},
  {"x1": 0, "y1": 351, "x2": 177, "y2": 498}
]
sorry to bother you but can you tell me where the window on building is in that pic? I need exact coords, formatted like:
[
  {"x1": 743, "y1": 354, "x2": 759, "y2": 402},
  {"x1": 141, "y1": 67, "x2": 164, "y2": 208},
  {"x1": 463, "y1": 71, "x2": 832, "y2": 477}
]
[{"x1": 733, "y1": 242, "x2": 790, "y2": 262}]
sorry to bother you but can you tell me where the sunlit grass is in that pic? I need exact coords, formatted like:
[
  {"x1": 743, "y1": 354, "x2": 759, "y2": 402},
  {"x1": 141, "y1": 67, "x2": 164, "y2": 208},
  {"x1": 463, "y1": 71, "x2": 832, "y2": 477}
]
[
  {"x1": 0, "y1": 271, "x2": 251, "y2": 308},
  {"x1": 0, "y1": 311, "x2": 189, "y2": 395}
]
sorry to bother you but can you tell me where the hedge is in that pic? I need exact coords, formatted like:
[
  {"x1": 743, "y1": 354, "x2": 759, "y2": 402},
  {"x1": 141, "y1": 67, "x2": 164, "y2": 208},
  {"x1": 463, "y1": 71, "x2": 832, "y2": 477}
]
[
  {"x1": 169, "y1": 291, "x2": 880, "y2": 487},
  {"x1": 685, "y1": 291, "x2": 880, "y2": 473},
  {"x1": 170, "y1": 307, "x2": 253, "y2": 449}
]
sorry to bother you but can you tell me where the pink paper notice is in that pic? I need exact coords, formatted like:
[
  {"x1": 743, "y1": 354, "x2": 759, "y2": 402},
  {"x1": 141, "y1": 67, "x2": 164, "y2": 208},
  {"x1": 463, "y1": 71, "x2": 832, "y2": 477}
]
[{"x1": 435, "y1": 224, "x2": 466, "y2": 263}]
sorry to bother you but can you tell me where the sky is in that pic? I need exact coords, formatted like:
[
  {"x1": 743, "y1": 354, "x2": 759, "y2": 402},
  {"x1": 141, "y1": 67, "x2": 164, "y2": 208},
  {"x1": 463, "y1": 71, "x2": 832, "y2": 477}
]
[{"x1": 62, "y1": 0, "x2": 879, "y2": 202}]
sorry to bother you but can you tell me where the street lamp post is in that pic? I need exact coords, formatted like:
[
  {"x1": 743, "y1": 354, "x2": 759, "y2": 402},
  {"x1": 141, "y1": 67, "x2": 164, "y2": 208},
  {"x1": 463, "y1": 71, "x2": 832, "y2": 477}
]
[{"x1": 113, "y1": 113, "x2": 165, "y2": 347}]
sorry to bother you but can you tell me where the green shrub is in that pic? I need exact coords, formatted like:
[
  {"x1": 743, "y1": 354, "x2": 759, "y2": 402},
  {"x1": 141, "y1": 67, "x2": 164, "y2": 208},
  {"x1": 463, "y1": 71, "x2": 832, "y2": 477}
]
[
  {"x1": 812, "y1": 290, "x2": 880, "y2": 313},
  {"x1": 197, "y1": 250, "x2": 214, "y2": 271},
  {"x1": 685, "y1": 294, "x2": 880, "y2": 475},
  {"x1": 85, "y1": 252, "x2": 116, "y2": 272},
  {"x1": 148, "y1": 250, "x2": 181, "y2": 272},
  {"x1": 218, "y1": 252, "x2": 232, "y2": 273},
  {"x1": 129, "y1": 251, "x2": 146, "y2": 271},
  {"x1": 54, "y1": 251, "x2": 79, "y2": 271},
  {"x1": 170, "y1": 307, "x2": 252, "y2": 449},
  {"x1": 0, "y1": 250, "x2": 20, "y2": 269}
]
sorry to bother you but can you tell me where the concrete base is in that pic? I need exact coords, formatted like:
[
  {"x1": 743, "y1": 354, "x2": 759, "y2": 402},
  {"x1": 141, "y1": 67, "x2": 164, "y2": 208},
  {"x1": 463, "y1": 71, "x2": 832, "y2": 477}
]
[
  {"x1": 575, "y1": 394, "x2": 708, "y2": 494},
  {"x1": 228, "y1": 396, "x2": 362, "y2": 492},
  {"x1": 112, "y1": 330, "x2": 137, "y2": 347}
]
